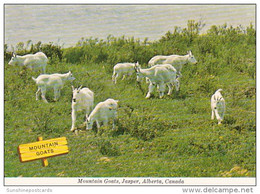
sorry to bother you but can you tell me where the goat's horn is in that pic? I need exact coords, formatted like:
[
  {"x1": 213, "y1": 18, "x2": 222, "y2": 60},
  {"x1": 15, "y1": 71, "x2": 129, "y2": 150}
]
[{"x1": 78, "y1": 85, "x2": 83, "y2": 90}]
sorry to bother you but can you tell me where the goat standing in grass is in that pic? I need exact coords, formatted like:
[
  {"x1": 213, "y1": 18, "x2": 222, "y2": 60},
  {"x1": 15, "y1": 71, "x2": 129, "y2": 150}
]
[
  {"x1": 211, "y1": 89, "x2": 225, "y2": 125},
  {"x1": 112, "y1": 62, "x2": 139, "y2": 84},
  {"x1": 135, "y1": 64, "x2": 179, "y2": 99},
  {"x1": 32, "y1": 71, "x2": 75, "y2": 103},
  {"x1": 148, "y1": 51, "x2": 197, "y2": 77},
  {"x1": 86, "y1": 98, "x2": 119, "y2": 131},
  {"x1": 8, "y1": 52, "x2": 48, "y2": 74},
  {"x1": 70, "y1": 86, "x2": 94, "y2": 132}
]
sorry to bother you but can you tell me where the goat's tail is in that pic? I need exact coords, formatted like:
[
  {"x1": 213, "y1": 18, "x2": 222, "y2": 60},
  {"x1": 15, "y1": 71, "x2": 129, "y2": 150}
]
[
  {"x1": 32, "y1": 77, "x2": 37, "y2": 82},
  {"x1": 216, "y1": 88, "x2": 223, "y2": 93}
]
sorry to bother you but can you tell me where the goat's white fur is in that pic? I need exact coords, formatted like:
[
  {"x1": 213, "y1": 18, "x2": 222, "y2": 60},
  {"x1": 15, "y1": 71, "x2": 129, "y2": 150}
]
[
  {"x1": 32, "y1": 71, "x2": 75, "y2": 103},
  {"x1": 8, "y1": 52, "x2": 48, "y2": 73},
  {"x1": 86, "y1": 98, "x2": 119, "y2": 130},
  {"x1": 211, "y1": 89, "x2": 225, "y2": 125},
  {"x1": 135, "y1": 64, "x2": 179, "y2": 99},
  {"x1": 112, "y1": 62, "x2": 139, "y2": 84},
  {"x1": 70, "y1": 86, "x2": 94, "y2": 132}
]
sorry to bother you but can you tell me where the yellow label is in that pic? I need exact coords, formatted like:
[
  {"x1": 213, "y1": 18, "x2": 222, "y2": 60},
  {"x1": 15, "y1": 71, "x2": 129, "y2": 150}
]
[{"x1": 18, "y1": 137, "x2": 69, "y2": 162}]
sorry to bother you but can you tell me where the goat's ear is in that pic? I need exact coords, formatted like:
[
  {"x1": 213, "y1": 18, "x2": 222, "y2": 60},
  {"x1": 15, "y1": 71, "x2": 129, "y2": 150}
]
[
  {"x1": 13, "y1": 52, "x2": 17, "y2": 57},
  {"x1": 115, "y1": 100, "x2": 119, "y2": 103},
  {"x1": 71, "y1": 85, "x2": 75, "y2": 91},
  {"x1": 136, "y1": 61, "x2": 139, "y2": 66}
]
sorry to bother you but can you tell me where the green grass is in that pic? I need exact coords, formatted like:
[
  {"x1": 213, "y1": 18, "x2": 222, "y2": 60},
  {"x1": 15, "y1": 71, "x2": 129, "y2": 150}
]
[{"x1": 4, "y1": 59, "x2": 255, "y2": 177}]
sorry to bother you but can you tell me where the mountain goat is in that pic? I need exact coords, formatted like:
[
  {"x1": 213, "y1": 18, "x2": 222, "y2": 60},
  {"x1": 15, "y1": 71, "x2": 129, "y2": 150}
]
[
  {"x1": 211, "y1": 89, "x2": 225, "y2": 125},
  {"x1": 70, "y1": 86, "x2": 94, "y2": 132},
  {"x1": 112, "y1": 62, "x2": 139, "y2": 84},
  {"x1": 8, "y1": 52, "x2": 48, "y2": 73},
  {"x1": 135, "y1": 64, "x2": 179, "y2": 99},
  {"x1": 148, "y1": 51, "x2": 197, "y2": 77},
  {"x1": 86, "y1": 98, "x2": 119, "y2": 131},
  {"x1": 32, "y1": 71, "x2": 75, "y2": 103}
]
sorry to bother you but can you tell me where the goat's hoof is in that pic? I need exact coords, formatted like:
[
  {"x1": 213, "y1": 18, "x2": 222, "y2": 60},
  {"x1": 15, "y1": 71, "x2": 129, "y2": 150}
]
[{"x1": 145, "y1": 94, "x2": 151, "y2": 99}]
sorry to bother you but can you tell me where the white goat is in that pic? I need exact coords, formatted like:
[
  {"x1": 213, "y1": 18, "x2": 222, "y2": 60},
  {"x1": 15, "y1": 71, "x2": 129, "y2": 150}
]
[
  {"x1": 211, "y1": 89, "x2": 225, "y2": 125},
  {"x1": 86, "y1": 98, "x2": 119, "y2": 130},
  {"x1": 148, "y1": 51, "x2": 197, "y2": 77},
  {"x1": 70, "y1": 86, "x2": 94, "y2": 132},
  {"x1": 32, "y1": 71, "x2": 75, "y2": 103},
  {"x1": 8, "y1": 52, "x2": 48, "y2": 73},
  {"x1": 135, "y1": 64, "x2": 179, "y2": 99},
  {"x1": 112, "y1": 62, "x2": 139, "y2": 84}
]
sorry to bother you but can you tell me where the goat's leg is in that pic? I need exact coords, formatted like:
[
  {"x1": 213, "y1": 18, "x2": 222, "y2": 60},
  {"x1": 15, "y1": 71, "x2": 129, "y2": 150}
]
[
  {"x1": 42, "y1": 65, "x2": 46, "y2": 74},
  {"x1": 84, "y1": 108, "x2": 90, "y2": 126},
  {"x1": 214, "y1": 109, "x2": 222, "y2": 124},
  {"x1": 35, "y1": 88, "x2": 41, "y2": 100},
  {"x1": 57, "y1": 88, "x2": 61, "y2": 99},
  {"x1": 158, "y1": 82, "x2": 166, "y2": 99},
  {"x1": 211, "y1": 109, "x2": 215, "y2": 120},
  {"x1": 114, "y1": 73, "x2": 119, "y2": 84},
  {"x1": 53, "y1": 87, "x2": 59, "y2": 101},
  {"x1": 146, "y1": 82, "x2": 155, "y2": 99},
  {"x1": 103, "y1": 119, "x2": 108, "y2": 126},
  {"x1": 174, "y1": 79, "x2": 180, "y2": 92},
  {"x1": 112, "y1": 71, "x2": 116, "y2": 82},
  {"x1": 96, "y1": 120, "x2": 101, "y2": 129},
  {"x1": 167, "y1": 83, "x2": 173, "y2": 96},
  {"x1": 121, "y1": 74, "x2": 126, "y2": 80},
  {"x1": 112, "y1": 117, "x2": 117, "y2": 129},
  {"x1": 70, "y1": 109, "x2": 76, "y2": 132},
  {"x1": 41, "y1": 87, "x2": 48, "y2": 103}
]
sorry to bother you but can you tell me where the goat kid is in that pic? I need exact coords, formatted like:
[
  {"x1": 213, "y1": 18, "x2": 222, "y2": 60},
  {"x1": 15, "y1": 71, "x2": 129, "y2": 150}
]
[
  {"x1": 112, "y1": 62, "x2": 139, "y2": 84},
  {"x1": 86, "y1": 98, "x2": 119, "y2": 131}
]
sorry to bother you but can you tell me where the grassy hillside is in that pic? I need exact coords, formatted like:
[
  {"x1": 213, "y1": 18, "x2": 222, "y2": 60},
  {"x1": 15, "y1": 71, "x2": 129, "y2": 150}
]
[{"x1": 4, "y1": 21, "x2": 255, "y2": 177}]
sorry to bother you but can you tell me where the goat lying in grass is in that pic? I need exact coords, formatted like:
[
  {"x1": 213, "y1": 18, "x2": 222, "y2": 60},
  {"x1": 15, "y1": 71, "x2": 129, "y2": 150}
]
[
  {"x1": 211, "y1": 89, "x2": 225, "y2": 125},
  {"x1": 32, "y1": 71, "x2": 75, "y2": 103},
  {"x1": 112, "y1": 62, "x2": 139, "y2": 84},
  {"x1": 135, "y1": 64, "x2": 179, "y2": 99},
  {"x1": 86, "y1": 98, "x2": 119, "y2": 131},
  {"x1": 70, "y1": 85, "x2": 94, "y2": 132}
]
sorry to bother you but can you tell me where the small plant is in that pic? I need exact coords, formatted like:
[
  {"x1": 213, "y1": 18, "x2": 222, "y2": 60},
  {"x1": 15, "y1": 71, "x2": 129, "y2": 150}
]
[
  {"x1": 32, "y1": 106, "x2": 55, "y2": 134},
  {"x1": 99, "y1": 140, "x2": 121, "y2": 156}
]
